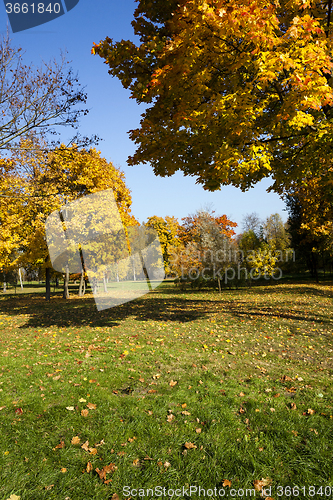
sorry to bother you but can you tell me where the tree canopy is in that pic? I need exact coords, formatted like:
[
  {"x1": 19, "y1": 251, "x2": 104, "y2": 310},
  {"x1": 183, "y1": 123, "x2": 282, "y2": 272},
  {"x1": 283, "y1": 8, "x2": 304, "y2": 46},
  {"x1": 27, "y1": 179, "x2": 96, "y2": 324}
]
[{"x1": 93, "y1": 0, "x2": 333, "y2": 192}]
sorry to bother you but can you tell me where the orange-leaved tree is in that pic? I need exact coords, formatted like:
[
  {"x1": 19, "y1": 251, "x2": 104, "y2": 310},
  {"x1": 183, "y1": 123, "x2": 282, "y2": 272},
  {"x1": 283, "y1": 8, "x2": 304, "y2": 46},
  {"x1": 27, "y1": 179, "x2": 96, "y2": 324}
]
[{"x1": 93, "y1": 0, "x2": 333, "y2": 193}]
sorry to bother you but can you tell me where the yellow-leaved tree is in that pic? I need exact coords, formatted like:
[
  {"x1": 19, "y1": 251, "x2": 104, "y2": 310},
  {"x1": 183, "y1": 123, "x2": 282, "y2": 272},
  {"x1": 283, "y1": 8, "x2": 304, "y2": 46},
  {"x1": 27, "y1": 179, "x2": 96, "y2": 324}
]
[
  {"x1": 6, "y1": 136, "x2": 138, "y2": 299},
  {"x1": 93, "y1": 0, "x2": 333, "y2": 193}
]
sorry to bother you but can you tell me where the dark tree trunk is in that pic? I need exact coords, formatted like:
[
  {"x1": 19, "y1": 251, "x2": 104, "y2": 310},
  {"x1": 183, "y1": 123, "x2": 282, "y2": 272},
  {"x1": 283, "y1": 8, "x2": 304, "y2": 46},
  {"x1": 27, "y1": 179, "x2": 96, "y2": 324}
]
[
  {"x1": 45, "y1": 267, "x2": 51, "y2": 301},
  {"x1": 63, "y1": 265, "x2": 70, "y2": 299}
]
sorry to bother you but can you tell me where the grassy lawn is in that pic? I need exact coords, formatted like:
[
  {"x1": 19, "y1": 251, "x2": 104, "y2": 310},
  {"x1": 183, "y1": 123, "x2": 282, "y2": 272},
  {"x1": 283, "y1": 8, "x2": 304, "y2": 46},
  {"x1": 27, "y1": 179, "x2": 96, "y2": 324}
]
[{"x1": 0, "y1": 280, "x2": 332, "y2": 499}]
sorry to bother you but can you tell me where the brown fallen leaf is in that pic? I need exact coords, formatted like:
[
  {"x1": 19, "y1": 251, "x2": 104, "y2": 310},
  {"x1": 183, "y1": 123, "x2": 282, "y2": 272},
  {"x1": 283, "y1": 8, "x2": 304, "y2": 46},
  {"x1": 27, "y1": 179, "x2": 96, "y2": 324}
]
[
  {"x1": 239, "y1": 392, "x2": 245, "y2": 397},
  {"x1": 148, "y1": 389, "x2": 157, "y2": 393},
  {"x1": 167, "y1": 414, "x2": 175, "y2": 423},
  {"x1": 184, "y1": 442, "x2": 197, "y2": 449},
  {"x1": 290, "y1": 403, "x2": 297, "y2": 410},
  {"x1": 0, "y1": 406, "x2": 6, "y2": 411},
  {"x1": 195, "y1": 428, "x2": 202, "y2": 433},
  {"x1": 281, "y1": 375, "x2": 293, "y2": 382},
  {"x1": 89, "y1": 448, "x2": 98, "y2": 455},
  {"x1": 81, "y1": 441, "x2": 90, "y2": 452},
  {"x1": 87, "y1": 403, "x2": 97, "y2": 410},
  {"x1": 239, "y1": 407, "x2": 246, "y2": 414},
  {"x1": 307, "y1": 408, "x2": 315, "y2": 415},
  {"x1": 181, "y1": 410, "x2": 191, "y2": 415},
  {"x1": 139, "y1": 377, "x2": 145, "y2": 383},
  {"x1": 86, "y1": 461, "x2": 93, "y2": 473},
  {"x1": 60, "y1": 468, "x2": 67, "y2": 473},
  {"x1": 132, "y1": 458, "x2": 140, "y2": 467},
  {"x1": 169, "y1": 380, "x2": 177, "y2": 387},
  {"x1": 44, "y1": 485, "x2": 54, "y2": 490},
  {"x1": 223, "y1": 479, "x2": 232, "y2": 487},
  {"x1": 71, "y1": 436, "x2": 81, "y2": 445},
  {"x1": 128, "y1": 437, "x2": 136, "y2": 443},
  {"x1": 253, "y1": 478, "x2": 272, "y2": 491},
  {"x1": 54, "y1": 440, "x2": 65, "y2": 450},
  {"x1": 81, "y1": 409, "x2": 89, "y2": 417},
  {"x1": 111, "y1": 495, "x2": 120, "y2": 500}
]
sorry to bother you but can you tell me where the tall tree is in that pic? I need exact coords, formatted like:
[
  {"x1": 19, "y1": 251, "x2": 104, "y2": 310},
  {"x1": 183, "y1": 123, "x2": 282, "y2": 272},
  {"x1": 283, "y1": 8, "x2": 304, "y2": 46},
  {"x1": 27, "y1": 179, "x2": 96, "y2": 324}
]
[
  {"x1": 6, "y1": 137, "x2": 138, "y2": 299},
  {"x1": 145, "y1": 215, "x2": 181, "y2": 274},
  {"x1": 93, "y1": 0, "x2": 333, "y2": 193}
]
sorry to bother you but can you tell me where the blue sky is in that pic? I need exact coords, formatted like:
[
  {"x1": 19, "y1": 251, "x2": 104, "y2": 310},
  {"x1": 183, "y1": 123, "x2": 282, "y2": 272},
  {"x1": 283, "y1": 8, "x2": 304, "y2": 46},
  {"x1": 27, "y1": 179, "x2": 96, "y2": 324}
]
[{"x1": 1, "y1": 0, "x2": 288, "y2": 233}]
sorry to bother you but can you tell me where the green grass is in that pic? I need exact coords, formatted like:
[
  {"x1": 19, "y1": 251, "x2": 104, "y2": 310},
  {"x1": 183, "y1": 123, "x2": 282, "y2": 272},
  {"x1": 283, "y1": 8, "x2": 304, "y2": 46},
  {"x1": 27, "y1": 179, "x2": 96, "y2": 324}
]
[{"x1": 0, "y1": 280, "x2": 332, "y2": 499}]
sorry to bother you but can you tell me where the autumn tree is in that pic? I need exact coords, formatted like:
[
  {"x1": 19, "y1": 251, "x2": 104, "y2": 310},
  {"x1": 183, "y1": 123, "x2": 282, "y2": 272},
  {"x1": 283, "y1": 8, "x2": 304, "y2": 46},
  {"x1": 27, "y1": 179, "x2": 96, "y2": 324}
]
[
  {"x1": 8, "y1": 137, "x2": 138, "y2": 299},
  {"x1": 93, "y1": 0, "x2": 333, "y2": 193},
  {"x1": 170, "y1": 210, "x2": 237, "y2": 289},
  {"x1": 285, "y1": 176, "x2": 333, "y2": 280},
  {"x1": 145, "y1": 215, "x2": 181, "y2": 274}
]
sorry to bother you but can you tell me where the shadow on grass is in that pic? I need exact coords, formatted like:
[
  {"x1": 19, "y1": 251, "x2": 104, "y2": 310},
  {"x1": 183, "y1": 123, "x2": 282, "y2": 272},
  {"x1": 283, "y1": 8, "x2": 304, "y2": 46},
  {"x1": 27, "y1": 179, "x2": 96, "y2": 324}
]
[{"x1": 0, "y1": 280, "x2": 331, "y2": 331}]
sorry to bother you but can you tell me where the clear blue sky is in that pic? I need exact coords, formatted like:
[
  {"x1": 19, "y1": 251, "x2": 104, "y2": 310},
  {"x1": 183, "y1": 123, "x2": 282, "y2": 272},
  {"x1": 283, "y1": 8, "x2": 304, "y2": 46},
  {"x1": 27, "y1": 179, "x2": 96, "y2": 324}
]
[{"x1": 1, "y1": 0, "x2": 288, "y2": 233}]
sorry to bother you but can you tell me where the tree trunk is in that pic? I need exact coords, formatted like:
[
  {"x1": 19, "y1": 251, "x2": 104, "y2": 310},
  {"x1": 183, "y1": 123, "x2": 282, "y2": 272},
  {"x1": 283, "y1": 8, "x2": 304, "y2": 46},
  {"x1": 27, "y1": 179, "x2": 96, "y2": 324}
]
[
  {"x1": 3, "y1": 272, "x2": 6, "y2": 293},
  {"x1": 78, "y1": 269, "x2": 86, "y2": 296},
  {"x1": 217, "y1": 277, "x2": 221, "y2": 293},
  {"x1": 63, "y1": 265, "x2": 70, "y2": 299},
  {"x1": 103, "y1": 273, "x2": 107, "y2": 293},
  {"x1": 45, "y1": 267, "x2": 51, "y2": 301}
]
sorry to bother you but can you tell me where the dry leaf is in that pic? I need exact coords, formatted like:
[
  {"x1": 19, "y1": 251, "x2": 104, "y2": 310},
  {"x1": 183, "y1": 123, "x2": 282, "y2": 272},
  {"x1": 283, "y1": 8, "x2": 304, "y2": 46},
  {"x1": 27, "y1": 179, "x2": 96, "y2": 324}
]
[
  {"x1": 87, "y1": 403, "x2": 96, "y2": 410},
  {"x1": 169, "y1": 380, "x2": 177, "y2": 387},
  {"x1": 270, "y1": 407, "x2": 276, "y2": 412},
  {"x1": 81, "y1": 409, "x2": 89, "y2": 417},
  {"x1": 66, "y1": 406, "x2": 75, "y2": 411},
  {"x1": 184, "y1": 442, "x2": 197, "y2": 449},
  {"x1": 290, "y1": 403, "x2": 297, "y2": 410},
  {"x1": 71, "y1": 436, "x2": 81, "y2": 445},
  {"x1": 79, "y1": 398, "x2": 86, "y2": 403},
  {"x1": 167, "y1": 414, "x2": 175, "y2": 423},
  {"x1": 239, "y1": 407, "x2": 246, "y2": 414},
  {"x1": 253, "y1": 478, "x2": 272, "y2": 491},
  {"x1": 223, "y1": 479, "x2": 232, "y2": 487},
  {"x1": 307, "y1": 408, "x2": 315, "y2": 415},
  {"x1": 89, "y1": 448, "x2": 98, "y2": 455},
  {"x1": 132, "y1": 458, "x2": 140, "y2": 467},
  {"x1": 6, "y1": 495, "x2": 21, "y2": 500},
  {"x1": 139, "y1": 377, "x2": 145, "y2": 383},
  {"x1": 60, "y1": 468, "x2": 67, "y2": 473},
  {"x1": 164, "y1": 461, "x2": 171, "y2": 468},
  {"x1": 44, "y1": 485, "x2": 54, "y2": 491},
  {"x1": 111, "y1": 495, "x2": 120, "y2": 500},
  {"x1": 54, "y1": 440, "x2": 65, "y2": 449},
  {"x1": 148, "y1": 389, "x2": 157, "y2": 393},
  {"x1": 81, "y1": 441, "x2": 90, "y2": 452},
  {"x1": 239, "y1": 392, "x2": 245, "y2": 397},
  {"x1": 281, "y1": 375, "x2": 293, "y2": 382},
  {"x1": 0, "y1": 406, "x2": 6, "y2": 410},
  {"x1": 181, "y1": 410, "x2": 191, "y2": 415},
  {"x1": 86, "y1": 461, "x2": 93, "y2": 473},
  {"x1": 195, "y1": 428, "x2": 202, "y2": 433}
]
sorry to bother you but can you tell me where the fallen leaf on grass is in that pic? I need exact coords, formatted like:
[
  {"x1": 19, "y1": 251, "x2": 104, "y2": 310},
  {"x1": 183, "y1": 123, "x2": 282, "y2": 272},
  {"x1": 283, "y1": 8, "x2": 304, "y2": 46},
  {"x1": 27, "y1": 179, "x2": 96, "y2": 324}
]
[
  {"x1": 307, "y1": 408, "x2": 315, "y2": 415},
  {"x1": 239, "y1": 407, "x2": 246, "y2": 414},
  {"x1": 81, "y1": 409, "x2": 89, "y2": 417},
  {"x1": 54, "y1": 440, "x2": 65, "y2": 450},
  {"x1": 167, "y1": 414, "x2": 175, "y2": 423},
  {"x1": 14, "y1": 408, "x2": 23, "y2": 415},
  {"x1": 128, "y1": 437, "x2": 136, "y2": 443},
  {"x1": 95, "y1": 463, "x2": 117, "y2": 482},
  {"x1": 184, "y1": 442, "x2": 197, "y2": 449},
  {"x1": 290, "y1": 403, "x2": 297, "y2": 410},
  {"x1": 44, "y1": 485, "x2": 54, "y2": 491},
  {"x1": 132, "y1": 458, "x2": 140, "y2": 467},
  {"x1": 164, "y1": 461, "x2": 171, "y2": 468},
  {"x1": 70, "y1": 436, "x2": 80, "y2": 446},
  {"x1": 281, "y1": 375, "x2": 293, "y2": 382},
  {"x1": 66, "y1": 406, "x2": 75, "y2": 411},
  {"x1": 195, "y1": 428, "x2": 202, "y2": 433},
  {"x1": 60, "y1": 468, "x2": 67, "y2": 473},
  {"x1": 0, "y1": 406, "x2": 6, "y2": 410},
  {"x1": 6, "y1": 495, "x2": 20, "y2": 500},
  {"x1": 253, "y1": 478, "x2": 272, "y2": 491},
  {"x1": 223, "y1": 480, "x2": 232, "y2": 487},
  {"x1": 87, "y1": 403, "x2": 97, "y2": 410},
  {"x1": 169, "y1": 380, "x2": 177, "y2": 387},
  {"x1": 139, "y1": 377, "x2": 145, "y2": 383},
  {"x1": 111, "y1": 495, "x2": 120, "y2": 500},
  {"x1": 181, "y1": 411, "x2": 191, "y2": 415},
  {"x1": 79, "y1": 398, "x2": 86, "y2": 403},
  {"x1": 86, "y1": 461, "x2": 93, "y2": 473},
  {"x1": 148, "y1": 389, "x2": 157, "y2": 394}
]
